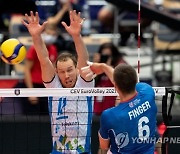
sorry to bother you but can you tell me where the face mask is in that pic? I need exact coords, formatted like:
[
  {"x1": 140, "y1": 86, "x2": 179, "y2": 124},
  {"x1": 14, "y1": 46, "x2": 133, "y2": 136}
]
[
  {"x1": 41, "y1": 33, "x2": 57, "y2": 45},
  {"x1": 100, "y1": 55, "x2": 110, "y2": 63}
]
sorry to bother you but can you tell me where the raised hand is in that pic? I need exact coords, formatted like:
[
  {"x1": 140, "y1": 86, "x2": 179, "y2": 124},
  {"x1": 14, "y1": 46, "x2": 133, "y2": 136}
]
[
  {"x1": 22, "y1": 11, "x2": 47, "y2": 36},
  {"x1": 81, "y1": 61, "x2": 97, "y2": 80},
  {"x1": 61, "y1": 10, "x2": 84, "y2": 36},
  {"x1": 82, "y1": 61, "x2": 114, "y2": 84}
]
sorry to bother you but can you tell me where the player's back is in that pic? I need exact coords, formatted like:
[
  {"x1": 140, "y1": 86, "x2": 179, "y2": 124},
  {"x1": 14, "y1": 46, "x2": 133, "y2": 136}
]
[{"x1": 100, "y1": 82, "x2": 157, "y2": 153}]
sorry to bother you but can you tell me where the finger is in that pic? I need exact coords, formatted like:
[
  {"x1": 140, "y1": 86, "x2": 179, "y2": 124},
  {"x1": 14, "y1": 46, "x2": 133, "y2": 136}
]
[
  {"x1": 42, "y1": 21, "x2": 48, "y2": 29},
  {"x1": 77, "y1": 12, "x2": 81, "y2": 22},
  {"x1": 30, "y1": 11, "x2": 34, "y2": 22},
  {"x1": 71, "y1": 10, "x2": 76, "y2": 22},
  {"x1": 21, "y1": 19, "x2": 28, "y2": 27},
  {"x1": 81, "y1": 65, "x2": 90, "y2": 71},
  {"x1": 74, "y1": 11, "x2": 81, "y2": 23},
  {"x1": 92, "y1": 73, "x2": 97, "y2": 79},
  {"x1": 80, "y1": 18, "x2": 85, "y2": 25},
  {"x1": 86, "y1": 71, "x2": 93, "y2": 77},
  {"x1": 61, "y1": 21, "x2": 68, "y2": 30},
  {"x1": 81, "y1": 68, "x2": 92, "y2": 74},
  {"x1": 87, "y1": 61, "x2": 93, "y2": 66},
  {"x1": 24, "y1": 13, "x2": 30, "y2": 23},
  {"x1": 81, "y1": 69, "x2": 92, "y2": 76},
  {"x1": 35, "y1": 12, "x2": 39, "y2": 23},
  {"x1": 69, "y1": 10, "x2": 73, "y2": 23},
  {"x1": 86, "y1": 72, "x2": 97, "y2": 79}
]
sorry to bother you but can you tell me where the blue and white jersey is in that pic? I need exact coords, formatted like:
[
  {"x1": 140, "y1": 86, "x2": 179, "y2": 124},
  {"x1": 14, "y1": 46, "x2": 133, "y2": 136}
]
[
  {"x1": 99, "y1": 82, "x2": 157, "y2": 154},
  {"x1": 44, "y1": 75, "x2": 94, "y2": 154}
]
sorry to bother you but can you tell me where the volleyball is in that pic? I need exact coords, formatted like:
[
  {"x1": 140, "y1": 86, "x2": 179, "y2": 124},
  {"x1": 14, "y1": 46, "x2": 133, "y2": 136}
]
[{"x1": 0, "y1": 38, "x2": 26, "y2": 64}]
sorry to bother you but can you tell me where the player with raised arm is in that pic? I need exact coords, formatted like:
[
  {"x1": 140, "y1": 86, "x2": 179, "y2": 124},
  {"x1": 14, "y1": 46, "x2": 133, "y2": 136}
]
[
  {"x1": 82, "y1": 62, "x2": 158, "y2": 153},
  {"x1": 22, "y1": 10, "x2": 95, "y2": 154}
]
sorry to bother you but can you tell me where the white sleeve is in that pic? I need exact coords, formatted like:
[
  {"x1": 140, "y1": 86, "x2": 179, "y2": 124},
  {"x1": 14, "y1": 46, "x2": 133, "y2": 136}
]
[{"x1": 43, "y1": 75, "x2": 62, "y2": 88}]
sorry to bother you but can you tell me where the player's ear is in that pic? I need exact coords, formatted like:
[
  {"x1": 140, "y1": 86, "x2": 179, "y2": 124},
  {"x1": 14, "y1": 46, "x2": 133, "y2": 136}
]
[
  {"x1": 114, "y1": 84, "x2": 119, "y2": 93},
  {"x1": 112, "y1": 80, "x2": 116, "y2": 87},
  {"x1": 114, "y1": 84, "x2": 117, "y2": 89}
]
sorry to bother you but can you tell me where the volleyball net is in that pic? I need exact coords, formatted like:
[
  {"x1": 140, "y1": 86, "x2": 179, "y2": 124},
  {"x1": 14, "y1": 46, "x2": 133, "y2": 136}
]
[{"x1": 0, "y1": 87, "x2": 180, "y2": 154}]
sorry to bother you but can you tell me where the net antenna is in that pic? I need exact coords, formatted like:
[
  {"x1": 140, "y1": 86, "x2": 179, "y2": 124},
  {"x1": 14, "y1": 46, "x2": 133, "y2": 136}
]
[{"x1": 137, "y1": 0, "x2": 141, "y2": 82}]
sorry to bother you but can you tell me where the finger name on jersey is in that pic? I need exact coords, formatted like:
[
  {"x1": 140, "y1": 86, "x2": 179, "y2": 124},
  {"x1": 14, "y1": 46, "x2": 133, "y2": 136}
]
[{"x1": 128, "y1": 101, "x2": 151, "y2": 120}]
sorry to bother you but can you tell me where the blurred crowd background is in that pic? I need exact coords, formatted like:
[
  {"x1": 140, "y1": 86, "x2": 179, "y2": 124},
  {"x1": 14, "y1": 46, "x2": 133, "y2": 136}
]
[
  {"x1": 0, "y1": 0, "x2": 179, "y2": 87},
  {"x1": 0, "y1": 0, "x2": 180, "y2": 153},
  {"x1": 0, "y1": 0, "x2": 180, "y2": 132}
]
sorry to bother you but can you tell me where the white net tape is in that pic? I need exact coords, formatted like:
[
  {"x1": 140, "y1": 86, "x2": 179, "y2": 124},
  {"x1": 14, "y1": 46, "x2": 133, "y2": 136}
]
[{"x1": 0, "y1": 87, "x2": 166, "y2": 97}]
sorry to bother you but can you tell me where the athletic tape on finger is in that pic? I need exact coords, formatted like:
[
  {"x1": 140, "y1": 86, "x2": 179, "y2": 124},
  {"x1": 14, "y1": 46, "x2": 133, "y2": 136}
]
[
  {"x1": 81, "y1": 65, "x2": 90, "y2": 71},
  {"x1": 86, "y1": 71, "x2": 97, "y2": 80},
  {"x1": 87, "y1": 61, "x2": 93, "y2": 66}
]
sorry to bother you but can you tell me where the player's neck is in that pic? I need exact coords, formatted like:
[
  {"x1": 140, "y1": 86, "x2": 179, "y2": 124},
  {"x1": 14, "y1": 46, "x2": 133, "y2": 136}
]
[{"x1": 119, "y1": 91, "x2": 137, "y2": 103}]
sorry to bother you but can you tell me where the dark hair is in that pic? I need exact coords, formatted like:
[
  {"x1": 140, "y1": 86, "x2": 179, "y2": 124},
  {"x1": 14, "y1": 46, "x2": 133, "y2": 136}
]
[
  {"x1": 55, "y1": 52, "x2": 77, "y2": 68},
  {"x1": 98, "y1": 42, "x2": 124, "y2": 67},
  {"x1": 113, "y1": 64, "x2": 137, "y2": 94}
]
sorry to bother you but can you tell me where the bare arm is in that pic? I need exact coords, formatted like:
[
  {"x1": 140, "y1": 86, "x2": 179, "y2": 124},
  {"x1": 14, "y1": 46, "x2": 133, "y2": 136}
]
[
  {"x1": 98, "y1": 132, "x2": 110, "y2": 150},
  {"x1": 62, "y1": 10, "x2": 89, "y2": 79},
  {"x1": 22, "y1": 11, "x2": 55, "y2": 82},
  {"x1": 90, "y1": 63, "x2": 115, "y2": 84}
]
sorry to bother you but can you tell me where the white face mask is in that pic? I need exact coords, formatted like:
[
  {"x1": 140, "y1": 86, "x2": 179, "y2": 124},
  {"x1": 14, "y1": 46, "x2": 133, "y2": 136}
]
[{"x1": 41, "y1": 33, "x2": 57, "y2": 45}]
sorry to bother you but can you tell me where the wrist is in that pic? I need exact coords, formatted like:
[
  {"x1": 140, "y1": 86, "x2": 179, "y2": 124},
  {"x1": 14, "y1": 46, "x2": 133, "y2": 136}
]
[
  {"x1": 72, "y1": 34, "x2": 81, "y2": 39},
  {"x1": 32, "y1": 34, "x2": 41, "y2": 39},
  {"x1": 32, "y1": 34, "x2": 43, "y2": 43},
  {"x1": 101, "y1": 63, "x2": 107, "y2": 70}
]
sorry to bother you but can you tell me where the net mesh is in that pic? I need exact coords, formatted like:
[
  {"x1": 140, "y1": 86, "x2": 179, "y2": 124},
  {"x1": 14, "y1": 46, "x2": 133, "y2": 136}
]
[{"x1": 0, "y1": 87, "x2": 180, "y2": 154}]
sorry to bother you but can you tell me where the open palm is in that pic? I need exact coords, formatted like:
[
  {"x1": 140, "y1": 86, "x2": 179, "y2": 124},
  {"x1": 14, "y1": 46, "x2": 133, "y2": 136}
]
[
  {"x1": 22, "y1": 11, "x2": 47, "y2": 36},
  {"x1": 62, "y1": 10, "x2": 83, "y2": 36}
]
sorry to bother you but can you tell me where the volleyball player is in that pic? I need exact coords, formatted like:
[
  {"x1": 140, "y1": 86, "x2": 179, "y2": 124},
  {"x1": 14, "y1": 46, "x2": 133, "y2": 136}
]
[
  {"x1": 22, "y1": 10, "x2": 95, "y2": 153},
  {"x1": 83, "y1": 63, "x2": 158, "y2": 153}
]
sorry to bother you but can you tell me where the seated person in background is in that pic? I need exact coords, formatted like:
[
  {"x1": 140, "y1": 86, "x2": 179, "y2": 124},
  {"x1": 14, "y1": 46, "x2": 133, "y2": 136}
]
[
  {"x1": 98, "y1": 3, "x2": 115, "y2": 33},
  {"x1": 98, "y1": 2, "x2": 151, "y2": 46},
  {"x1": 56, "y1": 0, "x2": 81, "y2": 30},
  {"x1": 45, "y1": 0, "x2": 78, "y2": 53},
  {"x1": 98, "y1": 3, "x2": 137, "y2": 46},
  {"x1": 39, "y1": 0, "x2": 81, "y2": 30},
  {"x1": 23, "y1": 23, "x2": 58, "y2": 115}
]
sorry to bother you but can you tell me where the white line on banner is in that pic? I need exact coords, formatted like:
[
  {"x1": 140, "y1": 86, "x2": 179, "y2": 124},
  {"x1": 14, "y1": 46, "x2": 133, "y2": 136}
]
[{"x1": 0, "y1": 87, "x2": 166, "y2": 97}]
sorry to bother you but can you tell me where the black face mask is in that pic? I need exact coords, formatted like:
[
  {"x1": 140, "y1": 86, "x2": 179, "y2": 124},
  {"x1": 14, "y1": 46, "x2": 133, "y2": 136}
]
[{"x1": 100, "y1": 55, "x2": 110, "y2": 63}]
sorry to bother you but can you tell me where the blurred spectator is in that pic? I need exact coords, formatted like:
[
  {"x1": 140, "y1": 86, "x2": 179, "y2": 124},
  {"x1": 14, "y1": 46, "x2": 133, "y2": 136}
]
[
  {"x1": 98, "y1": 3, "x2": 137, "y2": 46},
  {"x1": 98, "y1": 3, "x2": 115, "y2": 33},
  {"x1": 92, "y1": 42, "x2": 127, "y2": 154},
  {"x1": 38, "y1": 0, "x2": 81, "y2": 30},
  {"x1": 40, "y1": 0, "x2": 78, "y2": 53},
  {"x1": 0, "y1": 13, "x2": 10, "y2": 32},
  {"x1": 56, "y1": 0, "x2": 81, "y2": 30},
  {"x1": 98, "y1": 2, "x2": 151, "y2": 46},
  {"x1": 93, "y1": 42, "x2": 127, "y2": 116}
]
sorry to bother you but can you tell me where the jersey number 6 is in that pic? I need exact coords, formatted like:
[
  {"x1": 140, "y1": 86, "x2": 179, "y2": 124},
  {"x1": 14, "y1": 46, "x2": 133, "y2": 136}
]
[{"x1": 138, "y1": 116, "x2": 150, "y2": 139}]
